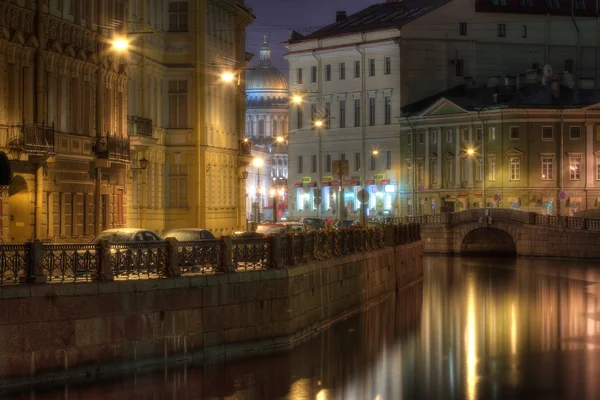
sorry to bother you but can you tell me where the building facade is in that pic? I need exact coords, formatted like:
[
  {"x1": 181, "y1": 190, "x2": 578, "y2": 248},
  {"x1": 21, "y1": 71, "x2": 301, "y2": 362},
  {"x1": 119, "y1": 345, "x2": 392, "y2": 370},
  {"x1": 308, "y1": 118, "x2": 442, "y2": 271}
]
[
  {"x1": 245, "y1": 38, "x2": 289, "y2": 223},
  {"x1": 285, "y1": 0, "x2": 600, "y2": 221},
  {"x1": 0, "y1": 0, "x2": 254, "y2": 243}
]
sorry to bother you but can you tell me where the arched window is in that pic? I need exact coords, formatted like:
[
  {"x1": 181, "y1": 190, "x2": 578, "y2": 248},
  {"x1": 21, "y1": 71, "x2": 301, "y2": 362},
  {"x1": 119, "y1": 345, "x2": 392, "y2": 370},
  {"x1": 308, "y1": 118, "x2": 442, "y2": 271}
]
[{"x1": 258, "y1": 119, "x2": 265, "y2": 136}]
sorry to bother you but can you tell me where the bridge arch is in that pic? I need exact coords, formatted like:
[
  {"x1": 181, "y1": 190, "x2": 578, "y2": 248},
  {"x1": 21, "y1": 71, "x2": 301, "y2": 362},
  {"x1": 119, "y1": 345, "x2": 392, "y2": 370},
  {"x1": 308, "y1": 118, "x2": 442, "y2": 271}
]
[{"x1": 460, "y1": 227, "x2": 516, "y2": 257}]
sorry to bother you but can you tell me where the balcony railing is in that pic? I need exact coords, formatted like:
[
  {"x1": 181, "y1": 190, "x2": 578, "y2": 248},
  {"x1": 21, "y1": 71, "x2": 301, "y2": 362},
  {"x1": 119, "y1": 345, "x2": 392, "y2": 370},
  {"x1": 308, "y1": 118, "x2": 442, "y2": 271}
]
[
  {"x1": 95, "y1": 135, "x2": 130, "y2": 161},
  {"x1": 1, "y1": 123, "x2": 55, "y2": 155},
  {"x1": 127, "y1": 116, "x2": 153, "y2": 138}
]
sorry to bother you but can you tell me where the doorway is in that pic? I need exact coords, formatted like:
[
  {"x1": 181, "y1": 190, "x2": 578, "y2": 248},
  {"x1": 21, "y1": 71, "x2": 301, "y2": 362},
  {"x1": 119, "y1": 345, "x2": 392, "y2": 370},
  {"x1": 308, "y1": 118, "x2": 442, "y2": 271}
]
[{"x1": 8, "y1": 176, "x2": 31, "y2": 242}]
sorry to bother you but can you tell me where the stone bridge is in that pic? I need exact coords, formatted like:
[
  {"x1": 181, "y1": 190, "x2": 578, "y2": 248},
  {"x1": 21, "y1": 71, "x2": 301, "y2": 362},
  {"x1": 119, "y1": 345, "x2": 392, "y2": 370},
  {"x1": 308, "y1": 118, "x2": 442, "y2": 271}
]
[{"x1": 410, "y1": 209, "x2": 600, "y2": 258}]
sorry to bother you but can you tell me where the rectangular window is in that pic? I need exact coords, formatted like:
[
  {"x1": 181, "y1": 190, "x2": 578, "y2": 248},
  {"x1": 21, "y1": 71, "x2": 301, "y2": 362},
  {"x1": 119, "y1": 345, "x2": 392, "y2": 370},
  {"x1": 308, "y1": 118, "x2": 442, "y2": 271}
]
[
  {"x1": 354, "y1": 152, "x2": 360, "y2": 171},
  {"x1": 476, "y1": 128, "x2": 483, "y2": 141},
  {"x1": 419, "y1": 132, "x2": 424, "y2": 144},
  {"x1": 311, "y1": 66, "x2": 317, "y2": 83},
  {"x1": 497, "y1": 24, "x2": 506, "y2": 37},
  {"x1": 354, "y1": 99, "x2": 361, "y2": 127},
  {"x1": 168, "y1": 165, "x2": 188, "y2": 208},
  {"x1": 297, "y1": 156, "x2": 303, "y2": 173},
  {"x1": 476, "y1": 158, "x2": 483, "y2": 181},
  {"x1": 489, "y1": 156, "x2": 496, "y2": 181},
  {"x1": 407, "y1": 164, "x2": 413, "y2": 185},
  {"x1": 574, "y1": 0, "x2": 586, "y2": 9},
  {"x1": 369, "y1": 97, "x2": 375, "y2": 126},
  {"x1": 354, "y1": 61, "x2": 360, "y2": 78},
  {"x1": 341, "y1": 153, "x2": 346, "y2": 161},
  {"x1": 510, "y1": 157, "x2": 520, "y2": 181},
  {"x1": 446, "y1": 129, "x2": 453, "y2": 143},
  {"x1": 386, "y1": 150, "x2": 392, "y2": 170},
  {"x1": 370, "y1": 154, "x2": 376, "y2": 170},
  {"x1": 340, "y1": 62, "x2": 346, "y2": 80},
  {"x1": 407, "y1": 199, "x2": 413, "y2": 216},
  {"x1": 542, "y1": 156, "x2": 554, "y2": 180},
  {"x1": 570, "y1": 126, "x2": 581, "y2": 140},
  {"x1": 430, "y1": 159, "x2": 437, "y2": 184},
  {"x1": 384, "y1": 96, "x2": 391, "y2": 125},
  {"x1": 444, "y1": 159, "x2": 452, "y2": 183},
  {"x1": 545, "y1": 0, "x2": 559, "y2": 7},
  {"x1": 296, "y1": 106, "x2": 303, "y2": 129},
  {"x1": 384, "y1": 57, "x2": 391, "y2": 75},
  {"x1": 311, "y1": 155, "x2": 317, "y2": 173},
  {"x1": 339, "y1": 100, "x2": 346, "y2": 128},
  {"x1": 542, "y1": 126, "x2": 553, "y2": 140},
  {"x1": 325, "y1": 102, "x2": 331, "y2": 129},
  {"x1": 509, "y1": 126, "x2": 520, "y2": 140},
  {"x1": 459, "y1": 22, "x2": 467, "y2": 36},
  {"x1": 461, "y1": 129, "x2": 468, "y2": 143},
  {"x1": 489, "y1": 127, "x2": 496, "y2": 141},
  {"x1": 522, "y1": 24, "x2": 527, "y2": 38},
  {"x1": 432, "y1": 130, "x2": 438, "y2": 144},
  {"x1": 168, "y1": 80, "x2": 188, "y2": 128},
  {"x1": 168, "y1": 1, "x2": 188, "y2": 32},
  {"x1": 325, "y1": 64, "x2": 331, "y2": 81},
  {"x1": 417, "y1": 161, "x2": 424, "y2": 185},
  {"x1": 456, "y1": 59, "x2": 464, "y2": 77},
  {"x1": 369, "y1": 59, "x2": 375, "y2": 76},
  {"x1": 519, "y1": 0, "x2": 533, "y2": 6},
  {"x1": 326, "y1": 154, "x2": 332, "y2": 173},
  {"x1": 570, "y1": 156, "x2": 581, "y2": 180},
  {"x1": 297, "y1": 68, "x2": 303, "y2": 84}
]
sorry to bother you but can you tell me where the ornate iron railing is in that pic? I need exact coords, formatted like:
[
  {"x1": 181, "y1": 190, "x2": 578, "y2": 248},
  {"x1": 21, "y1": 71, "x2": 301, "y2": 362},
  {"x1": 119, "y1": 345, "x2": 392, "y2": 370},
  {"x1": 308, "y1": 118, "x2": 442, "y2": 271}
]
[
  {"x1": 1, "y1": 123, "x2": 55, "y2": 155},
  {"x1": 178, "y1": 240, "x2": 224, "y2": 274},
  {"x1": 232, "y1": 238, "x2": 271, "y2": 271},
  {"x1": 95, "y1": 135, "x2": 130, "y2": 161},
  {"x1": 111, "y1": 242, "x2": 170, "y2": 279},
  {"x1": 43, "y1": 244, "x2": 100, "y2": 282},
  {"x1": 0, "y1": 245, "x2": 29, "y2": 285}
]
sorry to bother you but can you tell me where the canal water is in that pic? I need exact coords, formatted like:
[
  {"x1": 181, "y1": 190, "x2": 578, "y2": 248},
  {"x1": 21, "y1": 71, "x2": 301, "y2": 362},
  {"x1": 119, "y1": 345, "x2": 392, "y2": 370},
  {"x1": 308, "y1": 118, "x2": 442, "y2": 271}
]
[{"x1": 5, "y1": 255, "x2": 600, "y2": 400}]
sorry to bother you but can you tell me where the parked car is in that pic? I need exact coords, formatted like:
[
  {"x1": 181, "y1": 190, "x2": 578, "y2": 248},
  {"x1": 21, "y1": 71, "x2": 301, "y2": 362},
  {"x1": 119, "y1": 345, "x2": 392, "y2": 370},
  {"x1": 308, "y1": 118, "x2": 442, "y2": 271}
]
[
  {"x1": 299, "y1": 217, "x2": 325, "y2": 231},
  {"x1": 91, "y1": 229, "x2": 162, "y2": 244},
  {"x1": 333, "y1": 219, "x2": 358, "y2": 229},
  {"x1": 162, "y1": 228, "x2": 216, "y2": 241},
  {"x1": 255, "y1": 222, "x2": 307, "y2": 237},
  {"x1": 232, "y1": 231, "x2": 265, "y2": 239}
]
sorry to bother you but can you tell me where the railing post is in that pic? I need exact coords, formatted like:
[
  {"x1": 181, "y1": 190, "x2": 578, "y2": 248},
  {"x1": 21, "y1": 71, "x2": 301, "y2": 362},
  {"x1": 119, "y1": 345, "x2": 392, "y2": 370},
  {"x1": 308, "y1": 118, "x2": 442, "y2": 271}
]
[
  {"x1": 338, "y1": 229, "x2": 346, "y2": 254},
  {"x1": 583, "y1": 218, "x2": 588, "y2": 230},
  {"x1": 165, "y1": 238, "x2": 181, "y2": 277},
  {"x1": 269, "y1": 234, "x2": 281, "y2": 269},
  {"x1": 221, "y1": 236, "x2": 235, "y2": 272},
  {"x1": 286, "y1": 233, "x2": 296, "y2": 266},
  {"x1": 27, "y1": 240, "x2": 46, "y2": 284},
  {"x1": 97, "y1": 239, "x2": 114, "y2": 281}
]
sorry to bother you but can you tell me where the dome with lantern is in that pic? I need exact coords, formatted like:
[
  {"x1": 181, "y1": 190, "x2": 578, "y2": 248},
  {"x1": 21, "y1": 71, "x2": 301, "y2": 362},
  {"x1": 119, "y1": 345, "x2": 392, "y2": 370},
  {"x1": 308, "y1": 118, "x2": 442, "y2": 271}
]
[{"x1": 246, "y1": 37, "x2": 288, "y2": 93}]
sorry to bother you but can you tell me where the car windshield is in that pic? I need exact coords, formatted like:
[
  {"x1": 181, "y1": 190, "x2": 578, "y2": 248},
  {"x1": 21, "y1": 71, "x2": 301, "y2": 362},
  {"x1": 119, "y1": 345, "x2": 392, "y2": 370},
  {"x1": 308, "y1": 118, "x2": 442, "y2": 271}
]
[
  {"x1": 256, "y1": 225, "x2": 285, "y2": 235},
  {"x1": 91, "y1": 231, "x2": 134, "y2": 244}
]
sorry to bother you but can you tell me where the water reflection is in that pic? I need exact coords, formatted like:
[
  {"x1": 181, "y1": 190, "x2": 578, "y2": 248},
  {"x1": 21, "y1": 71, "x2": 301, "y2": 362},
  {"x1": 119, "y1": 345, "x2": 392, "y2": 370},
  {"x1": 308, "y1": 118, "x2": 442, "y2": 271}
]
[{"x1": 5, "y1": 256, "x2": 600, "y2": 399}]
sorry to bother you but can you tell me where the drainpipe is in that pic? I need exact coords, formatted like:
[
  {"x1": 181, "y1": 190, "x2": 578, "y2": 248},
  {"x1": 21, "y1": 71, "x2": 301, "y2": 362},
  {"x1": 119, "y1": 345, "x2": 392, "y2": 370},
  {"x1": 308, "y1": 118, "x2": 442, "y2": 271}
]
[
  {"x1": 356, "y1": 38, "x2": 367, "y2": 226},
  {"x1": 560, "y1": 109, "x2": 564, "y2": 216},
  {"x1": 405, "y1": 115, "x2": 417, "y2": 216}
]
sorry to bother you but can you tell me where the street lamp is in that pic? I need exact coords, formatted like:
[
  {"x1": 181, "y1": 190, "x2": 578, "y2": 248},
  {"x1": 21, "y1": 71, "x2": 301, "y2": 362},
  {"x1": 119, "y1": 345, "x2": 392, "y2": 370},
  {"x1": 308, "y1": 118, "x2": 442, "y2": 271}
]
[
  {"x1": 221, "y1": 71, "x2": 236, "y2": 83},
  {"x1": 291, "y1": 94, "x2": 303, "y2": 104},
  {"x1": 314, "y1": 120, "x2": 324, "y2": 219},
  {"x1": 112, "y1": 38, "x2": 129, "y2": 52}
]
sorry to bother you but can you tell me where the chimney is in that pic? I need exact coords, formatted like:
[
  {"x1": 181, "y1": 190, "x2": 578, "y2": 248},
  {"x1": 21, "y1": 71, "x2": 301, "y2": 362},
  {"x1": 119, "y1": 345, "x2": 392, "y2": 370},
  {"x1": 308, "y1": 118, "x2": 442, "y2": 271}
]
[{"x1": 336, "y1": 11, "x2": 347, "y2": 22}]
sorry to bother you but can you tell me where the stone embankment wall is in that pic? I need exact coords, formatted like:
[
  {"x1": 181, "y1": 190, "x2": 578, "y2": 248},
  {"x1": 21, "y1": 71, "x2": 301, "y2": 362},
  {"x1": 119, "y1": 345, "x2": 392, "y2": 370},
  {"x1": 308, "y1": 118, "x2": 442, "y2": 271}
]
[{"x1": 0, "y1": 241, "x2": 422, "y2": 388}]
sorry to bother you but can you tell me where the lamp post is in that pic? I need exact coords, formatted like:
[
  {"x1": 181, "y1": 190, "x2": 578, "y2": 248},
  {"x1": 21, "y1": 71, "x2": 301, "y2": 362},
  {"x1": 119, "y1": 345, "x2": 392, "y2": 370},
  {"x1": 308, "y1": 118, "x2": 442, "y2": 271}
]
[
  {"x1": 314, "y1": 120, "x2": 324, "y2": 219},
  {"x1": 252, "y1": 157, "x2": 264, "y2": 224}
]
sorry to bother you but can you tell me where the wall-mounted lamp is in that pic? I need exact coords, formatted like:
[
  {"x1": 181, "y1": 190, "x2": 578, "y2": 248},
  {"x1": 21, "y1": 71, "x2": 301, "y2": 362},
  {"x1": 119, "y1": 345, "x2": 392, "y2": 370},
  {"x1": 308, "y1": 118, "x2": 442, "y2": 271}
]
[
  {"x1": 7, "y1": 142, "x2": 23, "y2": 161},
  {"x1": 132, "y1": 157, "x2": 149, "y2": 171},
  {"x1": 242, "y1": 171, "x2": 249, "y2": 179}
]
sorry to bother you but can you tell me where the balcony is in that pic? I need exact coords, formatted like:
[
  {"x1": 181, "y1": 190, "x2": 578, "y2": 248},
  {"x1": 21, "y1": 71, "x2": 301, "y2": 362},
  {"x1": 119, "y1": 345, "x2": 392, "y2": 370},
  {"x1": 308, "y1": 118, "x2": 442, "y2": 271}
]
[
  {"x1": 95, "y1": 135, "x2": 130, "y2": 161},
  {"x1": 1, "y1": 123, "x2": 55, "y2": 156},
  {"x1": 127, "y1": 116, "x2": 153, "y2": 138}
]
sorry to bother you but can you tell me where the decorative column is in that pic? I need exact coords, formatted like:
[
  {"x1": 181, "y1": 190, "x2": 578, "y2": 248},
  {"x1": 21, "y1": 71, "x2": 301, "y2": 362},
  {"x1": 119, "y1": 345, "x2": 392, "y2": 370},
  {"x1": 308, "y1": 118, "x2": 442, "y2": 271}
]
[
  {"x1": 437, "y1": 128, "x2": 442, "y2": 187},
  {"x1": 35, "y1": 164, "x2": 44, "y2": 239},
  {"x1": 424, "y1": 128, "x2": 430, "y2": 188},
  {"x1": 455, "y1": 126, "x2": 461, "y2": 188}
]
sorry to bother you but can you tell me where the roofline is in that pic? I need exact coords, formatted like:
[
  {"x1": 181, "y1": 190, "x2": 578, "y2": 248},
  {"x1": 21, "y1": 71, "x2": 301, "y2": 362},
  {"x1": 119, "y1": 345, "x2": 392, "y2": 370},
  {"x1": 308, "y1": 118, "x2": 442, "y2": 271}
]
[
  {"x1": 284, "y1": 37, "x2": 399, "y2": 58},
  {"x1": 284, "y1": 25, "x2": 401, "y2": 46}
]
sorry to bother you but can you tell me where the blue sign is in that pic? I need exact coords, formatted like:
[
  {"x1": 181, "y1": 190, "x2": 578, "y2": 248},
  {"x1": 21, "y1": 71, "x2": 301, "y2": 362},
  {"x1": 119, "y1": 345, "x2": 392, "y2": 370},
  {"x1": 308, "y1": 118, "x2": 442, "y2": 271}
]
[{"x1": 559, "y1": 191, "x2": 566, "y2": 200}]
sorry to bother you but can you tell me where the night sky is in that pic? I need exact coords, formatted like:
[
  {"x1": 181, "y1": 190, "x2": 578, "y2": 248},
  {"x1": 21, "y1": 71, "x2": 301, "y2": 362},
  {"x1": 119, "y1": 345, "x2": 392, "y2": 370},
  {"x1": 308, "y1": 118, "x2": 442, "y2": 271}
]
[{"x1": 245, "y1": 0, "x2": 374, "y2": 74}]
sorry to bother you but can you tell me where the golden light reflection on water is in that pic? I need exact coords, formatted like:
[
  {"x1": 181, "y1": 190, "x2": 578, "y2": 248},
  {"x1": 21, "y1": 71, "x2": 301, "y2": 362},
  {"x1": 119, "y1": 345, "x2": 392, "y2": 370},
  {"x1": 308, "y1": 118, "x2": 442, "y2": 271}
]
[
  {"x1": 511, "y1": 302, "x2": 517, "y2": 355},
  {"x1": 465, "y1": 272, "x2": 477, "y2": 400}
]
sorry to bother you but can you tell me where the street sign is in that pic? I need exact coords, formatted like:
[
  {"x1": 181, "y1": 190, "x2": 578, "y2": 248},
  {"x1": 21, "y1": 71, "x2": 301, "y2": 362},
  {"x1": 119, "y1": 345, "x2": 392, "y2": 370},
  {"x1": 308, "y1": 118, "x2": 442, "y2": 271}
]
[
  {"x1": 314, "y1": 196, "x2": 322, "y2": 206},
  {"x1": 332, "y1": 160, "x2": 349, "y2": 179},
  {"x1": 559, "y1": 191, "x2": 566, "y2": 200},
  {"x1": 418, "y1": 185, "x2": 425, "y2": 192},
  {"x1": 357, "y1": 189, "x2": 370, "y2": 204},
  {"x1": 493, "y1": 194, "x2": 499, "y2": 201}
]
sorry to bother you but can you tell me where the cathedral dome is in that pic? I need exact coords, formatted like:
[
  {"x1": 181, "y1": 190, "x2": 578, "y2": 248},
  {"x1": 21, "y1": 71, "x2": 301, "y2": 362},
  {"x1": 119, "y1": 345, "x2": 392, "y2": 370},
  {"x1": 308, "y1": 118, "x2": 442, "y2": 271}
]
[{"x1": 246, "y1": 38, "x2": 288, "y2": 91}]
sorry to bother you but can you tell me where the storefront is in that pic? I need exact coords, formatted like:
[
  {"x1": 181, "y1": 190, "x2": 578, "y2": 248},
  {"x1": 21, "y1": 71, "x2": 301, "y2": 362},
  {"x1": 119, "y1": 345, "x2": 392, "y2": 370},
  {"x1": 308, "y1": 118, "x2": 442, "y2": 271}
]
[
  {"x1": 542, "y1": 196, "x2": 554, "y2": 215},
  {"x1": 295, "y1": 182, "x2": 317, "y2": 213},
  {"x1": 365, "y1": 178, "x2": 396, "y2": 217}
]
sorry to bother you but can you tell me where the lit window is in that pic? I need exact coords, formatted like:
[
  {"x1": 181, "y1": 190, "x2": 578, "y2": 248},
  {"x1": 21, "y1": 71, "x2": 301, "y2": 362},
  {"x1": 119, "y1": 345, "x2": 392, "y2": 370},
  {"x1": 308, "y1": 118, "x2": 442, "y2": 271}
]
[
  {"x1": 570, "y1": 156, "x2": 581, "y2": 180},
  {"x1": 542, "y1": 156, "x2": 553, "y2": 180},
  {"x1": 510, "y1": 157, "x2": 520, "y2": 181},
  {"x1": 489, "y1": 127, "x2": 496, "y2": 140}
]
